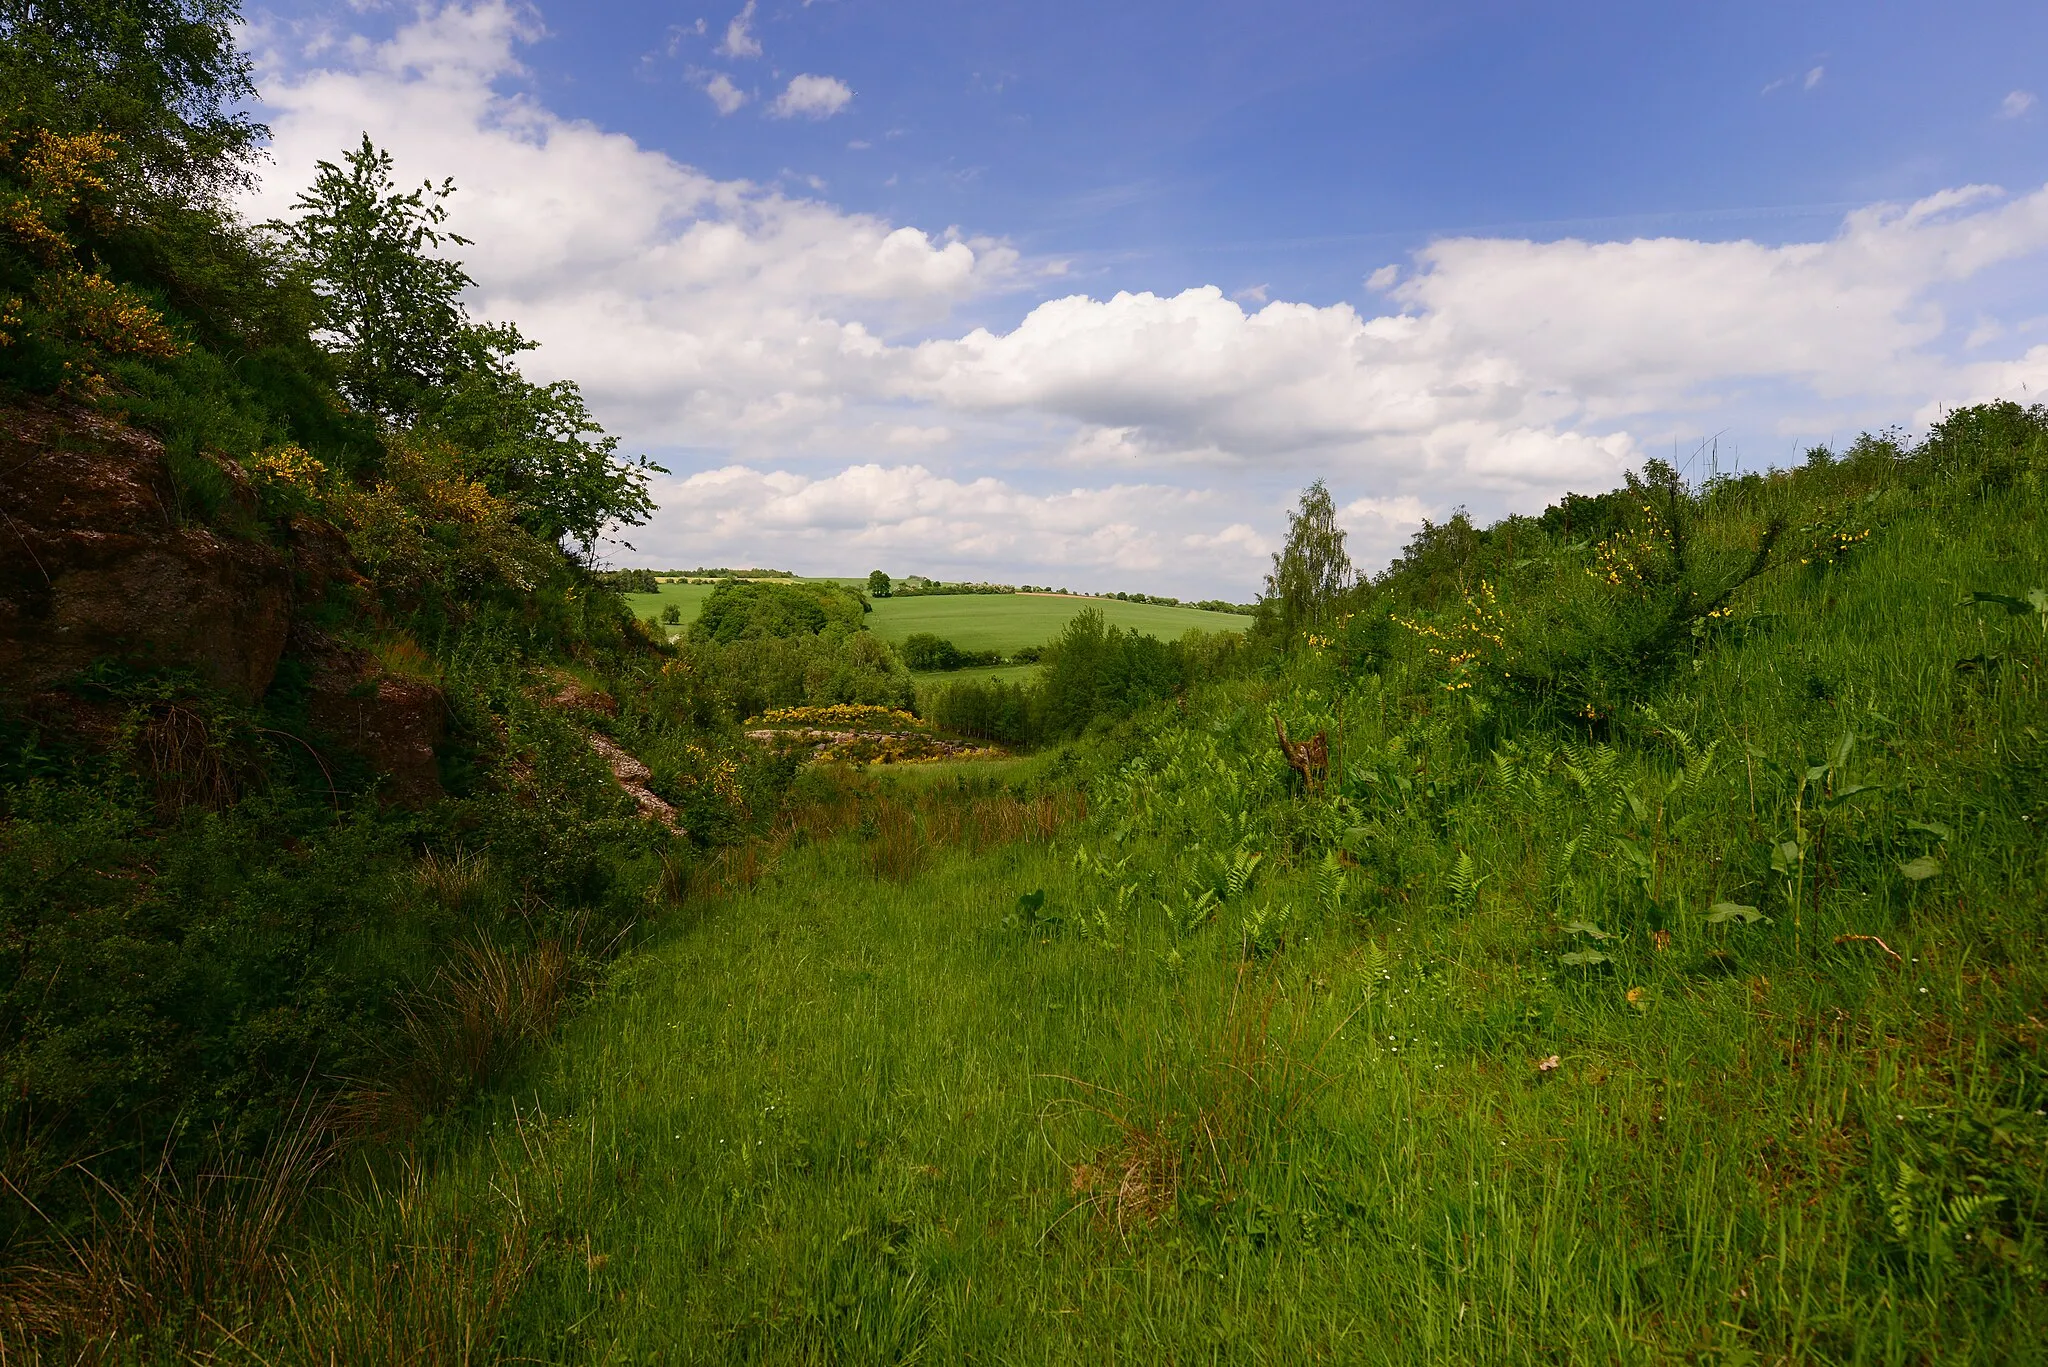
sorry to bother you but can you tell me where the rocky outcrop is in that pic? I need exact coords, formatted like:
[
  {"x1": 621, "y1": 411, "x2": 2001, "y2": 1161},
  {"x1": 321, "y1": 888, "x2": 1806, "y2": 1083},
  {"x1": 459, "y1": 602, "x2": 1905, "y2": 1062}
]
[
  {"x1": 297, "y1": 631, "x2": 448, "y2": 808},
  {"x1": 0, "y1": 402, "x2": 291, "y2": 701},
  {"x1": 587, "y1": 733, "x2": 681, "y2": 829}
]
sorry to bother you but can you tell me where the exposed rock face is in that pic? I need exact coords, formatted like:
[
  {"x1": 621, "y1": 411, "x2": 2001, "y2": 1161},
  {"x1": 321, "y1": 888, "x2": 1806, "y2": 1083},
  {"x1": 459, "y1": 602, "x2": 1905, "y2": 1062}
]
[
  {"x1": 298, "y1": 631, "x2": 448, "y2": 808},
  {"x1": 587, "y1": 732, "x2": 681, "y2": 830},
  {"x1": 0, "y1": 402, "x2": 291, "y2": 701}
]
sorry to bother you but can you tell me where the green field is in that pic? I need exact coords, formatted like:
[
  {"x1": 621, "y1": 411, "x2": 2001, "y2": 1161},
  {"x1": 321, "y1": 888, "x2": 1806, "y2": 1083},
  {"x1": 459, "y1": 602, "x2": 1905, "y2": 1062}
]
[
  {"x1": 620, "y1": 579, "x2": 722, "y2": 627},
  {"x1": 870, "y1": 594, "x2": 1247, "y2": 653},
  {"x1": 622, "y1": 583, "x2": 1249, "y2": 655}
]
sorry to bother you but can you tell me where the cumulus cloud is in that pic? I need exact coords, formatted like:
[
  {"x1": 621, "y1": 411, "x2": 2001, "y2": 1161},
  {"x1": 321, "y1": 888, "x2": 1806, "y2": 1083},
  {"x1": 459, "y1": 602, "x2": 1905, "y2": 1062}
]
[
  {"x1": 769, "y1": 73, "x2": 854, "y2": 120},
  {"x1": 634, "y1": 464, "x2": 1273, "y2": 583},
  {"x1": 246, "y1": 2, "x2": 1015, "y2": 450},
  {"x1": 2001, "y1": 90, "x2": 2038, "y2": 119},
  {"x1": 245, "y1": 2, "x2": 2048, "y2": 594},
  {"x1": 701, "y1": 71, "x2": 747, "y2": 114},
  {"x1": 716, "y1": 1, "x2": 761, "y2": 59}
]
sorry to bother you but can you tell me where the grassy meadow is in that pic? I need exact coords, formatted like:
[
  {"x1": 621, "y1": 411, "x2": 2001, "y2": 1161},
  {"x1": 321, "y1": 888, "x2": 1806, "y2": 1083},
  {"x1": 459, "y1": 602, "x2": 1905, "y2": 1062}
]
[
  {"x1": 218, "y1": 426, "x2": 2048, "y2": 1365},
  {"x1": 624, "y1": 583, "x2": 1250, "y2": 656}
]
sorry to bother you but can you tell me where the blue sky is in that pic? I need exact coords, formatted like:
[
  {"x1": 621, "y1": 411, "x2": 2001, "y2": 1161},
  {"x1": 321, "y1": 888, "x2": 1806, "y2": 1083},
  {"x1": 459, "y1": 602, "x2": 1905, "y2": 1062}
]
[{"x1": 243, "y1": 1, "x2": 2048, "y2": 594}]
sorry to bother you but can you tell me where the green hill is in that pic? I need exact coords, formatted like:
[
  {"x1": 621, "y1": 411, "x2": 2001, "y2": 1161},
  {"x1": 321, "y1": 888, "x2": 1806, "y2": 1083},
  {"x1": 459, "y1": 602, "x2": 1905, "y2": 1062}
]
[{"x1": 624, "y1": 582, "x2": 1250, "y2": 655}]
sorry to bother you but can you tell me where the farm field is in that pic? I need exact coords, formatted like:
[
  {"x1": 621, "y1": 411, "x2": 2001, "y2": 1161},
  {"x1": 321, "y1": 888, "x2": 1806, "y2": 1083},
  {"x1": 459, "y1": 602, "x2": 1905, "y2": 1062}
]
[
  {"x1": 620, "y1": 579, "x2": 720, "y2": 627},
  {"x1": 622, "y1": 582, "x2": 1249, "y2": 655},
  {"x1": 869, "y1": 594, "x2": 1247, "y2": 654}
]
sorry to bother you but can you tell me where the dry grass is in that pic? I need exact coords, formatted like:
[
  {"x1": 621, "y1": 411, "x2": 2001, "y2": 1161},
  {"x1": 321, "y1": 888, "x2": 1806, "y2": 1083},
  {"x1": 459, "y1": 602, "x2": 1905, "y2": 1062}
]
[
  {"x1": 219, "y1": 1149, "x2": 539, "y2": 1367},
  {"x1": 0, "y1": 1101, "x2": 336, "y2": 1360},
  {"x1": 137, "y1": 702, "x2": 241, "y2": 812},
  {"x1": 414, "y1": 848, "x2": 494, "y2": 915},
  {"x1": 340, "y1": 939, "x2": 572, "y2": 1138}
]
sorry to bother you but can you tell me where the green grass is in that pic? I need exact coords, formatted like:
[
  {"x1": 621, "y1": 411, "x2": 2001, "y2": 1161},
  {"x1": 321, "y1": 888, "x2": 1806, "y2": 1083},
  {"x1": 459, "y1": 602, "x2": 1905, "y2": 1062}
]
[
  {"x1": 229, "y1": 448, "x2": 2048, "y2": 1363},
  {"x1": 869, "y1": 595, "x2": 1248, "y2": 655},
  {"x1": 623, "y1": 584, "x2": 1249, "y2": 655},
  {"x1": 622, "y1": 579, "x2": 721, "y2": 627}
]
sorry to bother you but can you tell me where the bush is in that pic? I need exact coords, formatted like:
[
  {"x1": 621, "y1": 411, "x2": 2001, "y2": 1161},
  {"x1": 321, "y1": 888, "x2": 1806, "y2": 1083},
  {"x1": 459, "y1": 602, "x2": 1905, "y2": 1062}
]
[
  {"x1": 930, "y1": 676, "x2": 1035, "y2": 744},
  {"x1": 691, "y1": 580, "x2": 867, "y2": 644},
  {"x1": 1036, "y1": 610, "x2": 1184, "y2": 739},
  {"x1": 901, "y1": 633, "x2": 1001, "y2": 671},
  {"x1": 596, "y1": 569, "x2": 660, "y2": 595}
]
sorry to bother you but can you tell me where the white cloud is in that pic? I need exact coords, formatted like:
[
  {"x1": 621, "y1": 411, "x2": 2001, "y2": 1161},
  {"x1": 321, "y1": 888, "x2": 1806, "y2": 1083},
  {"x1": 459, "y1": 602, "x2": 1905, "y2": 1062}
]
[
  {"x1": 716, "y1": 1, "x2": 761, "y2": 59},
  {"x1": 1804, "y1": 65, "x2": 1825, "y2": 91},
  {"x1": 2001, "y1": 90, "x2": 2037, "y2": 119},
  {"x1": 701, "y1": 71, "x2": 746, "y2": 114},
  {"x1": 635, "y1": 464, "x2": 1272, "y2": 585},
  {"x1": 246, "y1": 3, "x2": 1015, "y2": 449},
  {"x1": 769, "y1": 73, "x2": 854, "y2": 120},
  {"x1": 245, "y1": 2, "x2": 2048, "y2": 595}
]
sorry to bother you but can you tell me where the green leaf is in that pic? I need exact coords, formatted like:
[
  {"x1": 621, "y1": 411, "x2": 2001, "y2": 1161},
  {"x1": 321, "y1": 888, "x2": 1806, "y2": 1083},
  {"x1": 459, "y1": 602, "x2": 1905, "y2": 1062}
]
[
  {"x1": 1904, "y1": 820, "x2": 1952, "y2": 841},
  {"x1": 1899, "y1": 857, "x2": 1942, "y2": 882},
  {"x1": 1805, "y1": 764, "x2": 1832, "y2": 784},
  {"x1": 1707, "y1": 902, "x2": 1768, "y2": 925},
  {"x1": 1560, "y1": 950, "x2": 1612, "y2": 967},
  {"x1": 1612, "y1": 837, "x2": 1652, "y2": 872},
  {"x1": 1771, "y1": 840, "x2": 1804, "y2": 873},
  {"x1": 1959, "y1": 590, "x2": 2037, "y2": 616},
  {"x1": 1561, "y1": 920, "x2": 1612, "y2": 940}
]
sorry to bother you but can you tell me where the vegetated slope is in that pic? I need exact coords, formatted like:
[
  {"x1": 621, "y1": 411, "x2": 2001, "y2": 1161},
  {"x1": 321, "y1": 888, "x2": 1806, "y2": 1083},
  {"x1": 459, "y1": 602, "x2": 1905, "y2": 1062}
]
[
  {"x1": 270, "y1": 412, "x2": 2047, "y2": 1363},
  {"x1": 625, "y1": 583, "x2": 1250, "y2": 654}
]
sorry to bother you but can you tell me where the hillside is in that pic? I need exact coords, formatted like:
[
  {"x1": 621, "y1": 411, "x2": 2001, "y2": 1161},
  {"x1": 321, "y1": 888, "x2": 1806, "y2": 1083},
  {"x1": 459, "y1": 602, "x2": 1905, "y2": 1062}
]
[
  {"x1": 223, "y1": 408, "x2": 2046, "y2": 1363},
  {"x1": 3, "y1": 3, "x2": 2046, "y2": 1360}
]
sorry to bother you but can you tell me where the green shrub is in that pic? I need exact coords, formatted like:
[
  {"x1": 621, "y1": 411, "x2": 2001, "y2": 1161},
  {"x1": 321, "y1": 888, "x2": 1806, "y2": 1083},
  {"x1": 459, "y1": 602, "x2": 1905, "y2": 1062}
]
[
  {"x1": 900, "y1": 633, "x2": 1000, "y2": 671},
  {"x1": 691, "y1": 580, "x2": 867, "y2": 644}
]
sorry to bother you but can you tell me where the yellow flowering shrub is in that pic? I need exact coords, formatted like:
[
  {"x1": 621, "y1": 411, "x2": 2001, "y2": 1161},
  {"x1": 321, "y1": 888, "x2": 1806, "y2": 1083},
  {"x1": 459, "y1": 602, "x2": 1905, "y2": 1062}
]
[
  {"x1": 1398, "y1": 580, "x2": 1512, "y2": 693},
  {"x1": 0, "y1": 128, "x2": 187, "y2": 394},
  {"x1": 749, "y1": 704, "x2": 926, "y2": 732}
]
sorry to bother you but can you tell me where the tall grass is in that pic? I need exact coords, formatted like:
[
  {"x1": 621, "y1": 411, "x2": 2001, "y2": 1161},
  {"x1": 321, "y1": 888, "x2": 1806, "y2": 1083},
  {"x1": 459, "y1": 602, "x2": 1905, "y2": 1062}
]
[{"x1": 30, "y1": 416, "x2": 2044, "y2": 1362}]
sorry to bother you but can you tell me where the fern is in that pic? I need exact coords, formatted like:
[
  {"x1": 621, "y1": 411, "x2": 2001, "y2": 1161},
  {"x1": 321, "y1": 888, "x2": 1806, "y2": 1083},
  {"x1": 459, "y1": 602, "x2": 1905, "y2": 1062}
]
[
  {"x1": 1886, "y1": 1160, "x2": 1923, "y2": 1240},
  {"x1": 1357, "y1": 940, "x2": 1389, "y2": 988},
  {"x1": 1446, "y1": 849, "x2": 1483, "y2": 909},
  {"x1": 1316, "y1": 849, "x2": 1348, "y2": 916},
  {"x1": 1224, "y1": 848, "x2": 1264, "y2": 900}
]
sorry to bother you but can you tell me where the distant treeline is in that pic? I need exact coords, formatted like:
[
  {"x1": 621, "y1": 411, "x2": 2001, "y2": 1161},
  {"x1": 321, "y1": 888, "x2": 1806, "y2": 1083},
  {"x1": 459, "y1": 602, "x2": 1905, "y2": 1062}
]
[
  {"x1": 663, "y1": 567, "x2": 796, "y2": 579},
  {"x1": 595, "y1": 569, "x2": 662, "y2": 594},
  {"x1": 596, "y1": 568, "x2": 799, "y2": 593},
  {"x1": 889, "y1": 580, "x2": 1015, "y2": 597}
]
